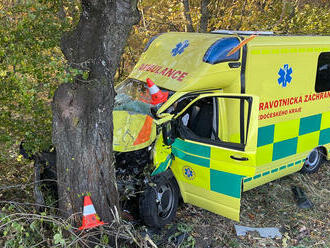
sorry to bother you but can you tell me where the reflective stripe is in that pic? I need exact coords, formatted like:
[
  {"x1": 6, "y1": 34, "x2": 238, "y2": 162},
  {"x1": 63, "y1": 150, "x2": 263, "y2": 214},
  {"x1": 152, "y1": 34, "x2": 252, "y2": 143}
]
[
  {"x1": 83, "y1": 205, "x2": 96, "y2": 216},
  {"x1": 149, "y1": 85, "x2": 159, "y2": 94}
]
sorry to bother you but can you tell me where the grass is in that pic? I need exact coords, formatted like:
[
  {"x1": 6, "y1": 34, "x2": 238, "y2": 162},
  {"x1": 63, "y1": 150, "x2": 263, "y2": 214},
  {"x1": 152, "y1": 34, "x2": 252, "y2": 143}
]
[{"x1": 0, "y1": 147, "x2": 329, "y2": 247}]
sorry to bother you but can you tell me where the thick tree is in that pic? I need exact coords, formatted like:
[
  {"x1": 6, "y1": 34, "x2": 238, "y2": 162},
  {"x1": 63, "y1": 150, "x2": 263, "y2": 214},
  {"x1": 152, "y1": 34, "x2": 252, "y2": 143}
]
[{"x1": 52, "y1": 0, "x2": 139, "y2": 222}]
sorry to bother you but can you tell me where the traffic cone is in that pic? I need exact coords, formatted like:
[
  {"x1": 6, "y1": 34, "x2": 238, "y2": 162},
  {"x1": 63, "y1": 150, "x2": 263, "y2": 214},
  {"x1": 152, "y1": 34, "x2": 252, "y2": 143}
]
[
  {"x1": 146, "y1": 78, "x2": 169, "y2": 105},
  {"x1": 78, "y1": 196, "x2": 106, "y2": 230}
]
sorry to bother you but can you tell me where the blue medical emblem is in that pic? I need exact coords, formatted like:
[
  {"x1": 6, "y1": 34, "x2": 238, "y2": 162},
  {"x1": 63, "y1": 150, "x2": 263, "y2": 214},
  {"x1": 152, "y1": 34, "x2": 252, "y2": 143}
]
[
  {"x1": 278, "y1": 64, "x2": 293, "y2": 87},
  {"x1": 171, "y1": 40, "x2": 189, "y2": 56},
  {"x1": 183, "y1": 166, "x2": 195, "y2": 180}
]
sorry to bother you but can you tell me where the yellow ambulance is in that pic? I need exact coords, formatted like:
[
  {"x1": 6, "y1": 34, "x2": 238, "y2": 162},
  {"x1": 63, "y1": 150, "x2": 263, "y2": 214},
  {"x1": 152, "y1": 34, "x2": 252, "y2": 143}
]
[{"x1": 113, "y1": 31, "x2": 330, "y2": 227}]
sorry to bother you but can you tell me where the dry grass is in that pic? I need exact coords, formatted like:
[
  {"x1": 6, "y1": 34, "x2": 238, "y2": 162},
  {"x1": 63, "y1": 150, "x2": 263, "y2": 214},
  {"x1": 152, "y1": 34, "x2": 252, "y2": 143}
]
[
  {"x1": 0, "y1": 150, "x2": 329, "y2": 247},
  {"x1": 169, "y1": 161, "x2": 330, "y2": 248}
]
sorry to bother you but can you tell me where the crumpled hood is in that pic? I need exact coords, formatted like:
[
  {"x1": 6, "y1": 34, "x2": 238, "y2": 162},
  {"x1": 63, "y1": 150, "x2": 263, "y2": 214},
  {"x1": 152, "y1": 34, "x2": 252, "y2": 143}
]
[{"x1": 113, "y1": 110, "x2": 157, "y2": 152}]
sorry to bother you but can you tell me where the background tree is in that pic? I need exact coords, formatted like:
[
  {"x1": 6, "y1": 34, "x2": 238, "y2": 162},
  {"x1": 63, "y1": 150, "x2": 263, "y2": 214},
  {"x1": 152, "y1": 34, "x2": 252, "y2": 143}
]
[{"x1": 52, "y1": 0, "x2": 139, "y2": 222}]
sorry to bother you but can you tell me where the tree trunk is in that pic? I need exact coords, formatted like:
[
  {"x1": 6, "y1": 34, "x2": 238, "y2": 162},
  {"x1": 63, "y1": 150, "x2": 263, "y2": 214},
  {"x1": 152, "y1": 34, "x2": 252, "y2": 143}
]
[
  {"x1": 52, "y1": 0, "x2": 139, "y2": 223},
  {"x1": 199, "y1": 0, "x2": 209, "y2": 33},
  {"x1": 182, "y1": 0, "x2": 195, "y2": 32}
]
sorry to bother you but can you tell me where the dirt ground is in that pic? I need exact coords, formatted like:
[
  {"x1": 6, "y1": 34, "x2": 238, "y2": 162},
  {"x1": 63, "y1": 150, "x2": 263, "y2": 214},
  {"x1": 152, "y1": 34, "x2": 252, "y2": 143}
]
[
  {"x1": 152, "y1": 161, "x2": 330, "y2": 248},
  {"x1": 0, "y1": 156, "x2": 329, "y2": 247}
]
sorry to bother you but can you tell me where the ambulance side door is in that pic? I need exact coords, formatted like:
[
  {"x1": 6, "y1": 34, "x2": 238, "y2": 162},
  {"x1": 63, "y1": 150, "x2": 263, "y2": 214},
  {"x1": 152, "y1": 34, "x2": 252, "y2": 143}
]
[{"x1": 170, "y1": 93, "x2": 259, "y2": 221}]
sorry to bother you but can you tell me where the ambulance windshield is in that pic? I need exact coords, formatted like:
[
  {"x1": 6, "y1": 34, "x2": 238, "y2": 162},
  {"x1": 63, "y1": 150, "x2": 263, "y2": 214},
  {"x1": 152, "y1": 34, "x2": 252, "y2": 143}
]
[{"x1": 114, "y1": 78, "x2": 171, "y2": 115}]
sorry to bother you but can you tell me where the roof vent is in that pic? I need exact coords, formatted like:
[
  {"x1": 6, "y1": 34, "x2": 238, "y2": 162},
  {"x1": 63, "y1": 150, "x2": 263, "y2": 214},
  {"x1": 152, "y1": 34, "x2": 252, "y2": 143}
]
[{"x1": 212, "y1": 30, "x2": 273, "y2": 35}]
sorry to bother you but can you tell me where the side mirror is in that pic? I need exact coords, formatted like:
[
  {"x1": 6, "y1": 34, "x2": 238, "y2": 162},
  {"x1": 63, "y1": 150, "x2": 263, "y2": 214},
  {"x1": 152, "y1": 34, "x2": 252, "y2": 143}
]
[{"x1": 162, "y1": 120, "x2": 176, "y2": 146}]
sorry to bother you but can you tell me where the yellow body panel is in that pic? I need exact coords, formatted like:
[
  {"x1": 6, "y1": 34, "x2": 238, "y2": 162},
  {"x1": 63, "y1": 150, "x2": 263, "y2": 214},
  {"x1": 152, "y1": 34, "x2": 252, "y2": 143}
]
[
  {"x1": 129, "y1": 33, "x2": 241, "y2": 92},
  {"x1": 118, "y1": 32, "x2": 330, "y2": 222}
]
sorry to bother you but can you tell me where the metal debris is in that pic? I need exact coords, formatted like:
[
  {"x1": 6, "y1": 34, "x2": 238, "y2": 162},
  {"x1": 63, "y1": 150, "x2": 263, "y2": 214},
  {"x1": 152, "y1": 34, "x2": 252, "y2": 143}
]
[{"x1": 234, "y1": 224, "x2": 282, "y2": 238}]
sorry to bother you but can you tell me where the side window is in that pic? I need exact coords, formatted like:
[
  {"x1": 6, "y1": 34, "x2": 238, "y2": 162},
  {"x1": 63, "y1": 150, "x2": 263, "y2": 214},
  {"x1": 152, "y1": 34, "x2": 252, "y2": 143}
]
[
  {"x1": 177, "y1": 97, "x2": 217, "y2": 140},
  {"x1": 177, "y1": 96, "x2": 252, "y2": 149},
  {"x1": 315, "y1": 52, "x2": 330, "y2": 93}
]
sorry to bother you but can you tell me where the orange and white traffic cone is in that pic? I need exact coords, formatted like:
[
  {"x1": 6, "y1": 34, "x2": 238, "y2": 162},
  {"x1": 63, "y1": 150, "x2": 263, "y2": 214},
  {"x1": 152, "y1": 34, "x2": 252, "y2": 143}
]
[
  {"x1": 78, "y1": 196, "x2": 106, "y2": 230},
  {"x1": 146, "y1": 78, "x2": 169, "y2": 105}
]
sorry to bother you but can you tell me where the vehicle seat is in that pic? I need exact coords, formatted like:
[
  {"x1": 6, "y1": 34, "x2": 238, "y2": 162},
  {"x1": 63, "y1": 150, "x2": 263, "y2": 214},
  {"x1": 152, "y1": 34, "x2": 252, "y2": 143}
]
[{"x1": 188, "y1": 103, "x2": 213, "y2": 138}]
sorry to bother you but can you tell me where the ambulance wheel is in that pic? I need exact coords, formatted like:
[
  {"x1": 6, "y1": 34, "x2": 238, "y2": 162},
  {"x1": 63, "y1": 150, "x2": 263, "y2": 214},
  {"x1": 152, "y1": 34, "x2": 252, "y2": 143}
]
[
  {"x1": 300, "y1": 147, "x2": 326, "y2": 174},
  {"x1": 139, "y1": 174, "x2": 179, "y2": 228}
]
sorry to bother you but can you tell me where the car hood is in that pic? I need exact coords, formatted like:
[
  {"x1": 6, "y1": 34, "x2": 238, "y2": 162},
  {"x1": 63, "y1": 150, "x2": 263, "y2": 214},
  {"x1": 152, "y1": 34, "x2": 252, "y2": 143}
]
[{"x1": 113, "y1": 110, "x2": 157, "y2": 152}]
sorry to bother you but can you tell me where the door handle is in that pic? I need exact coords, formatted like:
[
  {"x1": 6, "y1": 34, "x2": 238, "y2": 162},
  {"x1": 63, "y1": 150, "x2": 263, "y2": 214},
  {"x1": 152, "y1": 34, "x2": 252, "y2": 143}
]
[{"x1": 230, "y1": 155, "x2": 248, "y2": 161}]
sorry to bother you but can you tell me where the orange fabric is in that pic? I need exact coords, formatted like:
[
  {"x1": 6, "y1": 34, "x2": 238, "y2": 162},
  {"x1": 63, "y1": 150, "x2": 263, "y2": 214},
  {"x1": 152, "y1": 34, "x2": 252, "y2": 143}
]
[
  {"x1": 227, "y1": 35, "x2": 257, "y2": 56},
  {"x1": 133, "y1": 115, "x2": 153, "y2": 145}
]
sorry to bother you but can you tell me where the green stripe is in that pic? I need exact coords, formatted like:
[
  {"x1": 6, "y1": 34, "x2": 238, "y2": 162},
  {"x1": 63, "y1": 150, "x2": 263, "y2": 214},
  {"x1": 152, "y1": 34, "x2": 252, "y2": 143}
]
[
  {"x1": 253, "y1": 174, "x2": 261, "y2": 179},
  {"x1": 173, "y1": 138, "x2": 211, "y2": 158},
  {"x1": 244, "y1": 159, "x2": 303, "y2": 183},
  {"x1": 210, "y1": 169, "x2": 242, "y2": 198},
  {"x1": 319, "y1": 128, "x2": 330, "y2": 145},
  {"x1": 272, "y1": 137, "x2": 297, "y2": 161},
  {"x1": 262, "y1": 171, "x2": 270, "y2": 176},
  {"x1": 172, "y1": 147, "x2": 210, "y2": 168},
  {"x1": 151, "y1": 155, "x2": 172, "y2": 176},
  {"x1": 257, "y1": 125, "x2": 274, "y2": 147},
  {"x1": 299, "y1": 114, "x2": 321, "y2": 136}
]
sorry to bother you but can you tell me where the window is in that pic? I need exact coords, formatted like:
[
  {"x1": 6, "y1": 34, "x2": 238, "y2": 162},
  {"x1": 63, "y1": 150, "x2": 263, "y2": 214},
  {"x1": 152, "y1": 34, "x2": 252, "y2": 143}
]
[
  {"x1": 203, "y1": 37, "x2": 240, "y2": 64},
  {"x1": 315, "y1": 52, "x2": 330, "y2": 93},
  {"x1": 176, "y1": 95, "x2": 252, "y2": 150},
  {"x1": 177, "y1": 97, "x2": 217, "y2": 141}
]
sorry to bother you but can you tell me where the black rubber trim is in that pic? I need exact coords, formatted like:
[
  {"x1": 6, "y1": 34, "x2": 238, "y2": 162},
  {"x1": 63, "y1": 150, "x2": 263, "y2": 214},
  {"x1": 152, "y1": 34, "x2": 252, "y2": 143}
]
[
  {"x1": 230, "y1": 155, "x2": 249, "y2": 161},
  {"x1": 215, "y1": 97, "x2": 219, "y2": 138},
  {"x1": 245, "y1": 97, "x2": 253, "y2": 143},
  {"x1": 239, "y1": 38, "x2": 248, "y2": 145}
]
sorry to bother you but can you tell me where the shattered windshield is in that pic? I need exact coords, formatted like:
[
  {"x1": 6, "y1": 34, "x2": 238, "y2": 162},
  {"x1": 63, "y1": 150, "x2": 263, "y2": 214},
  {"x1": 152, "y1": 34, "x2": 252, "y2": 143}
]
[{"x1": 114, "y1": 78, "x2": 158, "y2": 115}]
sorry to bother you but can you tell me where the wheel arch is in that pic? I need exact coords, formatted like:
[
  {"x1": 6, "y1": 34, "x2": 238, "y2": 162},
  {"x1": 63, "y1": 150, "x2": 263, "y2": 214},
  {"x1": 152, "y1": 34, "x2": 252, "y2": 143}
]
[{"x1": 316, "y1": 145, "x2": 328, "y2": 160}]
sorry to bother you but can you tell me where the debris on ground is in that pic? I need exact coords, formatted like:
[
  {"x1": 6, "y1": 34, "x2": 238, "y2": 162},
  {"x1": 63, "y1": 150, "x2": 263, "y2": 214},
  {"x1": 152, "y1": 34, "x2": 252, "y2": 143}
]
[
  {"x1": 234, "y1": 224, "x2": 282, "y2": 238},
  {"x1": 291, "y1": 185, "x2": 314, "y2": 209}
]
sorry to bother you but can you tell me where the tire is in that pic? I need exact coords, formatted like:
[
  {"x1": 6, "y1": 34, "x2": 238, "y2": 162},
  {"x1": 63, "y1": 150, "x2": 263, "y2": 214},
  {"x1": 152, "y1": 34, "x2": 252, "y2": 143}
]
[
  {"x1": 300, "y1": 147, "x2": 326, "y2": 174},
  {"x1": 139, "y1": 173, "x2": 179, "y2": 228}
]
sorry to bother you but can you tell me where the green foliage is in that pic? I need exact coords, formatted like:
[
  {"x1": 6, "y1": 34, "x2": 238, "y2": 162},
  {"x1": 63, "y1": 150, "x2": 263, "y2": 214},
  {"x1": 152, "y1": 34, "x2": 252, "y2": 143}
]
[
  {"x1": 0, "y1": 0, "x2": 80, "y2": 159},
  {"x1": 1, "y1": 0, "x2": 329, "y2": 160},
  {"x1": 119, "y1": 0, "x2": 329, "y2": 80},
  {"x1": 0, "y1": 205, "x2": 71, "y2": 247}
]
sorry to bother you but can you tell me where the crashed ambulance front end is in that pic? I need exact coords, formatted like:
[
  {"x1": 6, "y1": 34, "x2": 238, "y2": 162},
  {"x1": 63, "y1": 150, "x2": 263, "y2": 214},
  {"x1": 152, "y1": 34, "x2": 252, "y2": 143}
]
[{"x1": 114, "y1": 32, "x2": 254, "y2": 227}]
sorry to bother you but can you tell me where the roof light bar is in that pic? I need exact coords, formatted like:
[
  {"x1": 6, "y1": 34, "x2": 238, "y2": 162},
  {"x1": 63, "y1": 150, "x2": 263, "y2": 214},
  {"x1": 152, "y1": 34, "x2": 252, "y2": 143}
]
[{"x1": 212, "y1": 30, "x2": 273, "y2": 35}]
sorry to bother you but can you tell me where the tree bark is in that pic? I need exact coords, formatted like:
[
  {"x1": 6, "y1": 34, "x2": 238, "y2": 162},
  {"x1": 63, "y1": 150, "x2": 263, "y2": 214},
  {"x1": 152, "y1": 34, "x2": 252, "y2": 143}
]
[
  {"x1": 52, "y1": 0, "x2": 139, "y2": 223},
  {"x1": 199, "y1": 0, "x2": 209, "y2": 33},
  {"x1": 182, "y1": 0, "x2": 195, "y2": 32}
]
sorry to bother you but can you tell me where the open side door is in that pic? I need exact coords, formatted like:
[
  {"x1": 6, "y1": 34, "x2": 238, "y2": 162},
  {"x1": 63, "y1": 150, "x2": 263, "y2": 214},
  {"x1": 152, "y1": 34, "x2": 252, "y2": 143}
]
[{"x1": 168, "y1": 93, "x2": 259, "y2": 221}]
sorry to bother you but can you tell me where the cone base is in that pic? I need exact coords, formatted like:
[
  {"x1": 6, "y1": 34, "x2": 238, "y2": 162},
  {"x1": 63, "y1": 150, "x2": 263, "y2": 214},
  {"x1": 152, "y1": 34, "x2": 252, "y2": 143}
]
[
  {"x1": 151, "y1": 91, "x2": 169, "y2": 105},
  {"x1": 78, "y1": 221, "x2": 105, "y2": 230}
]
